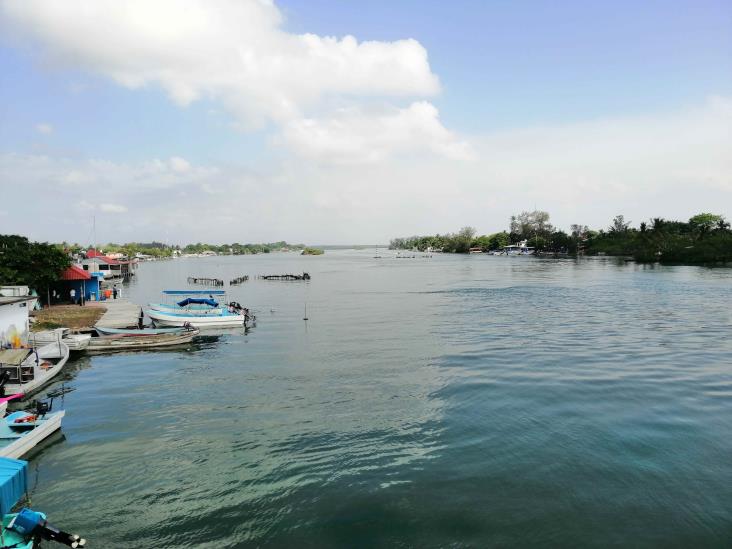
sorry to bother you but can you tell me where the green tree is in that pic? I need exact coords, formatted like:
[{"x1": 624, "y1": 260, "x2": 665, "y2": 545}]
[
  {"x1": 0, "y1": 235, "x2": 71, "y2": 304},
  {"x1": 689, "y1": 213, "x2": 723, "y2": 238},
  {"x1": 609, "y1": 215, "x2": 630, "y2": 234},
  {"x1": 510, "y1": 210, "x2": 554, "y2": 241}
]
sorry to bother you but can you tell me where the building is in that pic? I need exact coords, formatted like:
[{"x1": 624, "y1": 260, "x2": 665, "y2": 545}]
[
  {"x1": 0, "y1": 296, "x2": 36, "y2": 349},
  {"x1": 58, "y1": 265, "x2": 104, "y2": 302},
  {"x1": 80, "y1": 249, "x2": 137, "y2": 279}
]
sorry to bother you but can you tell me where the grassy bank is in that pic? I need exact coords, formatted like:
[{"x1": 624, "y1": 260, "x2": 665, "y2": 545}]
[{"x1": 31, "y1": 305, "x2": 106, "y2": 330}]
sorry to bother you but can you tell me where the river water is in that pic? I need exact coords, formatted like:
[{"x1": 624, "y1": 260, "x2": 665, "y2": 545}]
[{"x1": 25, "y1": 251, "x2": 732, "y2": 547}]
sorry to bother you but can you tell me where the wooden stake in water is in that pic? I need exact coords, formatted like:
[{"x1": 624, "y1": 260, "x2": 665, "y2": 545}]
[{"x1": 303, "y1": 303, "x2": 308, "y2": 321}]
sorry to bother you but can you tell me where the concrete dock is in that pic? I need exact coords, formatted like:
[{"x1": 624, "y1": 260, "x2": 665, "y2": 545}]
[{"x1": 90, "y1": 299, "x2": 141, "y2": 329}]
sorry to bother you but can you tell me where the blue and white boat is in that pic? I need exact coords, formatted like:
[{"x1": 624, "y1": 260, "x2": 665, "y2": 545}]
[
  {"x1": 0, "y1": 405, "x2": 65, "y2": 460},
  {"x1": 148, "y1": 290, "x2": 224, "y2": 315},
  {"x1": 1, "y1": 457, "x2": 85, "y2": 547},
  {"x1": 147, "y1": 290, "x2": 252, "y2": 328}
]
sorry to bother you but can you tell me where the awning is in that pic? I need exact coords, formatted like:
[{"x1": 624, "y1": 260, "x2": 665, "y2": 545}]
[
  {"x1": 177, "y1": 298, "x2": 219, "y2": 307},
  {"x1": 163, "y1": 290, "x2": 226, "y2": 295}
]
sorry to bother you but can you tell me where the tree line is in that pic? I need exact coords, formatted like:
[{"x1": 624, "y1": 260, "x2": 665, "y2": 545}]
[
  {"x1": 389, "y1": 211, "x2": 732, "y2": 263},
  {"x1": 57, "y1": 240, "x2": 306, "y2": 258}
]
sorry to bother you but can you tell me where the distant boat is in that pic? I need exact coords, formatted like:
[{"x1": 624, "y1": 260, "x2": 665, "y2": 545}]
[
  {"x1": 469, "y1": 247, "x2": 483, "y2": 254},
  {"x1": 502, "y1": 240, "x2": 536, "y2": 255},
  {"x1": 0, "y1": 343, "x2": 69, "y2": 399}
]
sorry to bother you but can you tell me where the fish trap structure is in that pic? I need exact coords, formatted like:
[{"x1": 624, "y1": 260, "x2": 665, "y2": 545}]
[
  {"x1": 187, "y1": 276, "x2": 224, "y2": 286},
  {"x1": 258, "y1": 272, "x2": 311, "y2": 281},
  {"x1": 229, "y1": 275, "x2": 249, "y2": 285}
]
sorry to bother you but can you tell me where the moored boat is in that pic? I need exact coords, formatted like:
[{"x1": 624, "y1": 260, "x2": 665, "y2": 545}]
[
  {"x1": 0, "y1": 343, "x2": 70, "y2": 399},
  {"x1": 93, "y1": 325, "x2": 192, "y2": 336},
  {"x1": 501, "y1": 240, "x2": 536, "y2": 255},
  {"x1": 147, "y1": 308, "x2": 247, "y2": 328},
  {"x1": 148, "y1": 302, "x2": 224, "y2": 315},
  {"x1": 29, "y1": 328, "x2": 90, "y2": 352},
  {"x1": 85, "y1": 327, "x2": 200, "y2": 351},
  {"x1": 147, "y1": 290, "x2": 252, "y2": 328},
  {"x1": 0, "y1": 405, "x2": 65, "y2": 460}
]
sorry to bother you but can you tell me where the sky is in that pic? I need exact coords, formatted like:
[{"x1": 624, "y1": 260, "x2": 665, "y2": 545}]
[{"x1": 0, "y1": 0, "x2": 730, "y2": 245}]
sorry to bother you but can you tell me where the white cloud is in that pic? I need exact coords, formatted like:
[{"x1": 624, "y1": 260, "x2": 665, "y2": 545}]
[
  {"x1": 35, "y1": 123, "x2": 53, "y2": 134},
  {"x1": 169, "y1": 156, "x2": 191, "y2": 173},
  {"x1": 281, "y1": 101, "x2": 474, "y2": 164},
  {"x1": 1, "y1": 0, "x2": 447, "y2": 162},
  {"x1": 99, "y1": 203, "x2": 128, "y2": 213},
  {"x1": 0, "y1": 97, "x2": 729, "y2": 244}
]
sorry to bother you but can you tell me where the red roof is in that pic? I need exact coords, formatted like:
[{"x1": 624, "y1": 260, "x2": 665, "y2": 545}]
[
  {"x1": 86, "y1": 248, "x2": 120, "y2": 265},
  {"x1": 60, "y1": 265, "x2": 91, "y2": 281}
]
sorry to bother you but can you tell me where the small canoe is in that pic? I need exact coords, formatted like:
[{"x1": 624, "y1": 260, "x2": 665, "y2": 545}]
[
  {"x1": 86, "y1": 328, "x2": 200, "y2": 351},
  {"x1": 94, "y1": 326, "x2": 192, "y2": 336}
]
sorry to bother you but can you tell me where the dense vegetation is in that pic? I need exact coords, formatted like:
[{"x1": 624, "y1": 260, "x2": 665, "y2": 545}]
[
  {"x1": 0, "y1": 234, "x2": 71, "y2": 301},
  {"x1": 181, "y1": 241, "x2": 304, "y2": 255},
  {"x1": 587, "y1": 214, "x2": 732, "y2": 263},
  {"x1": 390, "y1": 212, "x2": 732, "y2": 264},
  {"x1": 301, "y1": 247, "x2": 324, "y2": 256},
  {"x1": 59, "y1": 241, "x2": 305, "y2": 257}
]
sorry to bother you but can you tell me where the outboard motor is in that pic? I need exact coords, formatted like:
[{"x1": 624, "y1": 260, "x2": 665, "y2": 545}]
[
  {"x1": 32, "y1": 398, "x2": 53, "y2": 417},
  {"x1": 8, "y1": 508, "x2": 86, "y2": 547}
]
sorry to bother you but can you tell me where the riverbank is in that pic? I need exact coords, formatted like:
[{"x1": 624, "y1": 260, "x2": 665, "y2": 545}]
[{"x1": 31, "y1": 305, "x2": 106, "y2": 330}]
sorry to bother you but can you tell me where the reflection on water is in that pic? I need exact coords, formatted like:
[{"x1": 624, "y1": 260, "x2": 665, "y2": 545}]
[{"x1": 22, "y1": 252, "x2": 732, "y2": 546}]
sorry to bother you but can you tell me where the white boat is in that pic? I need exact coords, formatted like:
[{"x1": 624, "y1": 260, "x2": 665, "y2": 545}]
[
  {"x1": 502, "y1": 240, "x2": 536, "y2": 255},
  {"x1": 0, "y1": 408, "x2": 65, "y2": 459},
  {"x1": 147, "y1": 303, "x2": 224, "y2": 315},
  {"x1": 29, "y1": 328, "x2": 91, "y2": 351},
  {"x1": 147, "y1": 290, "x2": 252, "y2": 328},
  {"x1": 147, "y1": 308, "x2": 247, "y2": 328},
  {"x1": 0, "y1": 343, "x2": 70, "y2": 398}
]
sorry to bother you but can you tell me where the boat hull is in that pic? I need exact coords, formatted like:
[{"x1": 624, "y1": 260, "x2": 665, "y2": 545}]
[
  {"x1": 94, "y1": 326, "x2": 191, "y2": 336},
  {"x1": 147, "y1": 309, "x2": 246, "y2": 328},
  {"x1": 87, "y1": 329, "x2": 199, "y2": 351}
]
